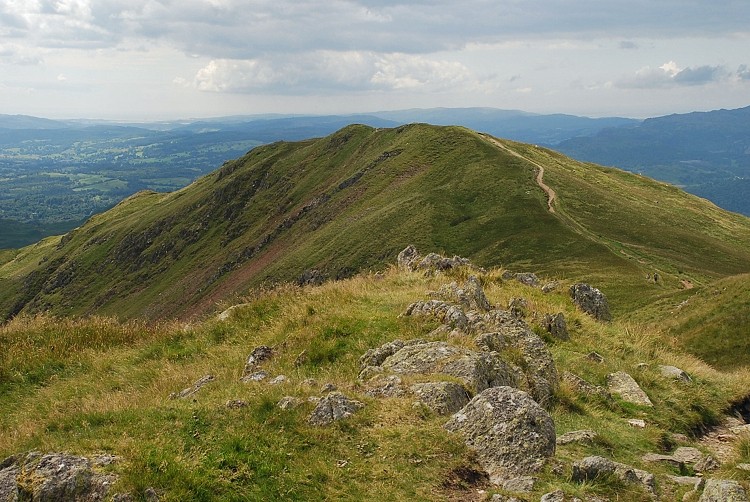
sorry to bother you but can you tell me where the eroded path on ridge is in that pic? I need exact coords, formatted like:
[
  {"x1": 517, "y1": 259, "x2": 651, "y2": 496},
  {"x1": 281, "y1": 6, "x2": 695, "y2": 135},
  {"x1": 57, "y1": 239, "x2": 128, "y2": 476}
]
[{"x1": 482, "y1": 134, "x2": 557, "y2": 213}]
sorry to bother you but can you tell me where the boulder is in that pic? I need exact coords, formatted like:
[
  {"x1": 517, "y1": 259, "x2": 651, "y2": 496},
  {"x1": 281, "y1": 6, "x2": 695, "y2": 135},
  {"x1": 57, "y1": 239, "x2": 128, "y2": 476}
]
[
  {"x1": 658, "y1": 365, "x2": 692, "y2": 383},
  {"x1": 277, "y1": 396, "x2": 303, "y2": 410},
  {"x1": 699, "y1": 479, "x2": 749, "y2": 502},
  {"x1": 572, "y1": 455, "x2": 655, "y2": 495},
  {"x1": 507, "y1": 297, "x2": 528, "y2": 319},
  {"x1": 606, "y1": 371, "x2": 652, "y2": 406},
  {"x1": 543, "y1": 312, "x2": 569, "y2": 341},
  {"x1": 410, "y1": 382, "x2": 471, "y2": 415},
  {"x1": 672, "y1": 446, "x2": 703, "y2": 464},
  {"x1": 569, "y1": 283, "x2": 612, "y2": 322},
  {"x1": 397, "y1": 245, "x2": 420, "y2": 271},
  {"x1": 308, "y1": 392, "x2": 364, "y2": 426},
  {"x1": 444, "y1": 386, "x2": 555, "y2": 484},
  {"x1": 0, "y1": 452, "x2": 117, "y2": 502},
  {"x1": 432, "y1": 276, "x2": 491, "y2": 312},
  {"x1": 641, "y1": 453, "x2": 685, "y2": 470},
  {"x1": 379, "y1": 341, "x2": 518, "y2": 393},
  {"x1": 243, "y1": 345, "x2": 273, "y2": 376}
]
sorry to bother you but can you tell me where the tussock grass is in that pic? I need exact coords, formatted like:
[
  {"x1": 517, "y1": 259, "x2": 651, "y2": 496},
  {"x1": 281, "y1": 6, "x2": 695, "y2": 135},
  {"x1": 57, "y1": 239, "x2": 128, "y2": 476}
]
[{"x1": 2, "y1": 267, "x2": 750, "y2": 500}]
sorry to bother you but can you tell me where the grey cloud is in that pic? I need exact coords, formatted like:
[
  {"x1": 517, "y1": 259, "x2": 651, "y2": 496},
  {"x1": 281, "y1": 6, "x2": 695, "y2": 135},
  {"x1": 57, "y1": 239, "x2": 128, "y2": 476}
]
[
  {"x1": 673, "y1": 65, "x2": 726, "y2": 85},
  {"x1": 618, "y1": 61, "x2": 733, "y2": 89},
  {"x1": 619, "y1": 41, "x2": 638, "y2": 50},
  {"x1": 4, "y1": 0, "x2": 750, "y2": 59},
  {"x1": 737, "y1": 65, "x2": 750, "y2": 81}
]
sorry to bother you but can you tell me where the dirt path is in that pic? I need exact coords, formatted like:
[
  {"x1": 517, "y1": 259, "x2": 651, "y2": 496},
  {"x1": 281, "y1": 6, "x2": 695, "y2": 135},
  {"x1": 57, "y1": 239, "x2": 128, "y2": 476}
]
[{"x1": 482, "y1": 135, "x2": 556, "y2": 213}]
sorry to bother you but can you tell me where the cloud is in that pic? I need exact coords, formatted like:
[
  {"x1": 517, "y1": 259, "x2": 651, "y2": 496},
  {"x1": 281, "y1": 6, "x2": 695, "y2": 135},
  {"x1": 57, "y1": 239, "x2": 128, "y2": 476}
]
[
  {"x1": 184, "y1": 51, "x2": 476, "y2": 94},
  {"x1": 3, "y1": 1, "x2": 749, "y2": 59},
  {"x1": 619, "y1": 41, "x2": 638, "y2": 50},
  {"x1": 617, "y1": 61, "x2": 731, "y2": 89}
]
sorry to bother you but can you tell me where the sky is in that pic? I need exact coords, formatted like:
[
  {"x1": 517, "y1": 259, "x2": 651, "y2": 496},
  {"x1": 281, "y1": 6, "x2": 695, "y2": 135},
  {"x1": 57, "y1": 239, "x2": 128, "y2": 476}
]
[{"x1": 1, "y1": 0, "x2": 749, "y2": 121}]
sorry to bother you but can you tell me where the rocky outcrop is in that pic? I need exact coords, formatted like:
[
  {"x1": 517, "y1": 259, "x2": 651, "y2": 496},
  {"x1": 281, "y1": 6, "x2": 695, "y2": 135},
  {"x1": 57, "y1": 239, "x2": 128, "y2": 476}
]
[
  {"x1": 699, "y1": 479, "x2": 749, "y2": 501},
  {"x1": 0, "y1": 452, "x2": 118, "y2": 502},
  {"x1": 606, "y1": 371, "x2": 653, "y2": 406},
  {"x1": 308, "y1": 392, "x2": 364, "y2": 426},
  {"x1": 432, "y1": 276, "x2": 491, "y2": 312},
  {"x1": 242, "y1": 345, "x2": 273, "y2": 376},
  {"x1": 444, "y1": 386, "x2": 555, "y2": 485},
  {"x1": 397, "y1": 245, "x2": 473, "y2": 273},
  {"x1": 569, "y1": 283, "x2": 612, "y2": 322},
  {"x1": 403, "y1": 300, "x2": 468, "y2": 329}
]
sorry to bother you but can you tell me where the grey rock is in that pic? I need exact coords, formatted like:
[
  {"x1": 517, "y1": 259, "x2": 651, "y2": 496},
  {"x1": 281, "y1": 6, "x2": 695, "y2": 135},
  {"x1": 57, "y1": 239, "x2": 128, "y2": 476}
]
[
  {"x1": 433, "y1": 276, "x2": 491, "y2": 312},
  {"x1": 572, "y1": 455, "x2": 655, "y2": 495},
  {"x1": 513, "y1": 272, "x2": 540, "y2": 287},
  {"x1": 403, "y1": 300, "x2": 469, "y2": 329},
  {"x1": 297, "y1": 268, "x2": 325, "y2": 286},
  {"x1": 556, "y1": 429, "x2": 598, "y2": 445},
  {"x1": 501, "y1": 475, "x2": 536, "y2": 492},
  {"x1": 243, "y1": 345, "x2": 273, "y2": 376},
  {"x1": 541, "y1": 281, "x2": 560, "y2": 293},
  {"x1": 543, "y1": 312, "x2": 569, "y2": 341},
  {"x1": 361, "y1": 374, "x2": 405, "y2": 398},
  {"x1": 672, "y1": 447, "x2": 703, "y2": 464},
  {"x1": 1, "y1": 452, "x2": 117, "y2": 502},
  {"x1": 277, "y1": 396, "x2": 303, "y2": 410},
  {"x1": 658, "y1": 365, "x2": 692, "y2": 383},
  {"x1": 410, "y1": 382, "x2": 470, "y2": 415},
  {"x1": 240, "y1": 370, "x2": 268, "y2": 383},
  {"x1": 699, "y1": 479, "x2": 749, "y2": 501},
  {"x1": 381, "y1": 341, "x2": 517, "y2": 393},
  {"x1": 586, "y1": 351, "x2": 605, "y2": 363},
  {"x1": 490, "y1": 495, "x2": 525, "y2": 502},
  {"x1": 465, "y1": 275, "x2": 491, "y2": 311},
  {"x1": 541, "y1": 490, "x2": 565, "y2": 502},
  {"x1": 569, "y1": 283, "x2": 612, "y2": 322},
  {"x1": 476, "y1": 325, "x2": 558, "y2": 407},
  {"x1": 642, "y1": 452, "x2": 685, "y2": 470},
  {"x1": 444, "y1": 386, "x2": 555, "y2": 485},
  {"x1": 169, "y1": 374, "x2": 215, "y2": 399},
  {"x1": 308, "y1": 392, "x2": 364, "y2": 426},
  {"x1": 694, "y1": 455, "x2": 720, "y2": 473},
  {"x1": 667, "y1": 475, "x2": 704, "y2": 488},
  {"x1": 561, "y1": 371, "x2": 611, "y2": 400},
  {"x1": 360, "y1": 339, "x2": 414, "y2": 368},
  {"x1": 268, "y1": 375, "x2": 287, "y2": 385},
  {"x1": 225, "y1": 399, "x2": 248, "y2": 409},
  {"x1": 320, "y1": 383, "x2": 337, "y2": 393},
  {"x1": 397, "y1": 245, "x2": 420, "y2": 271},
  {"x1": 606, "y1": 371, "x2": 652, "y2": 406},
  {"x1": 507, "y1": 297, "x2": 528, "y2": 319}
]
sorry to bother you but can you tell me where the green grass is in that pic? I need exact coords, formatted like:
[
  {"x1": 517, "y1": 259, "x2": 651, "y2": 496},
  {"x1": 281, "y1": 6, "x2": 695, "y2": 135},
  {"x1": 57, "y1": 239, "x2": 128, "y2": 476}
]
[{"x1": 2, "y1": 266, "x2": 750, "y2": 500}]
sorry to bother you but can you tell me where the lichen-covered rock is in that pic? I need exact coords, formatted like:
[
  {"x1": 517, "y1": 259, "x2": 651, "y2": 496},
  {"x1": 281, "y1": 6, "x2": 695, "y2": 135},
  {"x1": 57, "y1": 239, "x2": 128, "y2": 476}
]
[
  {"x1": 403, "y1": 300, "x2": 468, "y2": 328},
  {"x1": 569, "y1": 283, "x2": 612, "y2": 322},
  {"x1": 561, "y1": 371, "x2": 611, "y2": 400},
  {"x1": 475, "y1": 325, "x2": 558, "y2": 407},
  {"x1": 606, "y1": 371, "x2": 652, "y2": 406},
  {"x1": 444, "y1": 386, "x2": 555, "y2": 485},
  {"x1": 243, "y1": 345, "x2": 273, "y2": 376},
  {"x1": 1, "y1": 452, "x2": 118, "y2": 502},
  {"x1": 359, "y1": 339, "x2": 423, "y2": 368},
  {"x1": 308, "y1": 392, "x2": 364, "y2": 426},
  {"x1": 699, "y1": 479, "x2": 749, "y2": 502},
  {"x1": 397, "y1": 245, "x2": 420, "y2": 271},
  {"x1": 433, "y1": 276, "x2": 491, "y2": 312},
  {"x1": 543, "y1": 312, "x2": 569, "y2": 341},
  {"x1": 410, "y1": 382, "x2": 471, "y2": 415},
  {"x1": 380, "y1": 341, "x2": 517, "y2": 393},
  {"x1": 396, "y1": 245, "x2": 474, "y2": 273}
]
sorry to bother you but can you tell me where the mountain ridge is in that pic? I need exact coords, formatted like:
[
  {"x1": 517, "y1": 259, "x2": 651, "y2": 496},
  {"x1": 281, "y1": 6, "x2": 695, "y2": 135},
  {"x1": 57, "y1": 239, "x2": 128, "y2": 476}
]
[{"x1": 2, "y1": 123, "x2": 749, "y2": 326}]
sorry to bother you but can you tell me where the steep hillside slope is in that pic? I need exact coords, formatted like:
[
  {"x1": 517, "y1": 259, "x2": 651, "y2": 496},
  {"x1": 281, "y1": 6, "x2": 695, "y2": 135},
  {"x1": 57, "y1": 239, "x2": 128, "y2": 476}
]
[{"x1": 2, "y1": 124, "x2": 750, "y2": 322}]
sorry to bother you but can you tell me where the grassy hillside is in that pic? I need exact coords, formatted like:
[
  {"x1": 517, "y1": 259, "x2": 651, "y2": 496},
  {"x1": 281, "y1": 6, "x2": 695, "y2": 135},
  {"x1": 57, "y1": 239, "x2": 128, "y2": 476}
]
[
  {"x1": 3, "y1": 264, "x2": 750, "y2": 500},
  {"x1": 1, "y1": 124, "x2": 750, "y2": 324}
]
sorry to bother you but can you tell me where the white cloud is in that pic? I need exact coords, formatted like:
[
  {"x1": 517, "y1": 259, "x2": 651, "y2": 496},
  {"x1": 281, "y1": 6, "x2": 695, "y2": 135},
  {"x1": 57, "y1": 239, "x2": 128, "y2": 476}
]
[
  {"x1": 618, "y1": 61, "x2": 731, "y2": 89},
  {"x1": 185, "y1": 51, "x2": 476, "y2": 94}
]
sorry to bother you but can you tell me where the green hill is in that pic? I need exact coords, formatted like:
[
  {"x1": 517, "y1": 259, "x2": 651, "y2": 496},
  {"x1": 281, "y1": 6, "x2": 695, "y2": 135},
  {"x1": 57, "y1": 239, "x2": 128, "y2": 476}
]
[{"x1": 2, "y1": 123, "x2": 750, "y2": 323}]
